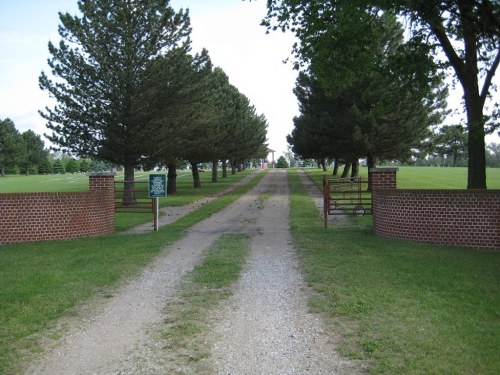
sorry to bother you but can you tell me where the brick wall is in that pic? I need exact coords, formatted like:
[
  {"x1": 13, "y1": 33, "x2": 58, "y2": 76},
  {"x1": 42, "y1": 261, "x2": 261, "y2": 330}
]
[
  {"x1": 371, "y1": 169, "x2": 500, "y2": 250},
  {"x1": 0, "y1": 173, "x2": 115, "y2": 245}
]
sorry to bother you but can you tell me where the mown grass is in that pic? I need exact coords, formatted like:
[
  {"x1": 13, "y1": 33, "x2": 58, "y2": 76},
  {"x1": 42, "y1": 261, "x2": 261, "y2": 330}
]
[
  {"x1": 159, "y1": 233, "x2": 250, "y2": 372},
  {"x1": 0, "y1": 171, "x2": 265, "y2": 374},
  {"x1": 0, "y1": 169, "x2": 260, "y2": 232},
  {"x1": 305, "y1": 166, "x2": 500, "y2": 189},
  {"x1": 288, "y1": 169, "x2": 500, "y2": 374}
]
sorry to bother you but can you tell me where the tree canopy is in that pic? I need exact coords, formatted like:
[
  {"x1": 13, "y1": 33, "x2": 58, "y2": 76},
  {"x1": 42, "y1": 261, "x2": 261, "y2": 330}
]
[
  {"x1": 39, "y1": 0, "x2": 192, "y2": 183},
  {"x1": 283, "y1": 7, "x2": 446, "y2": 174},
  {"x1": 264, "y1": 0, "x2": 499, "y2": 188},
  {"x1": 0, "y1": 118, "x2": 23, "y2": 176},
  {"x1": 0, "y1": 118, "x2": 49, "y2": 176},
  {"x1": 40, "y1": 0, "x2": 269, "y2": 191}
]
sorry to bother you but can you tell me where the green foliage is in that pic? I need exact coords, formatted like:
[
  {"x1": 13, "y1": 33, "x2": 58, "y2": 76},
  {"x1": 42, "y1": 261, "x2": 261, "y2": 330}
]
[
  {"x1": 78, "y1": 159, "x2": 90, "y2": 172},
  {"x1": 0, "y1": 119, "x2": 50, "y2": 177},
  {"x1": 276, "y1": 155, "x2": 289, "y2": 168},
  {"x1": 178, "y1": 65, "x2": 268, "y2": 185},
  {"x1": 39, "y1": 0, "x2": 269, "y2": 192},
  {"x1": 265, "y1": 0, "x2": 499, "y2": 188},
  {"x1": 37, "y1": 159, "x2": 53, "y2": 174},
  {"x1": 0, "y1": 118, "x2": 23, "y2": 176},
  {"x1": 65, "y1": 158, "x2": 80, "y2": 173},
  {"x1": 89, "y1": 159, "x2": 114, "y2": 172},
  {"x1": 52, "y1": 159, "x2": 65, "y2": 174},
  {"x1": 19, "y1": 130, "x2": 48, "y2": 176},
  {"x1": 486, "y1": 143, "x2": 500, "y2": 168},
  {"x1": 288, "y1": 170, "x2": 500, "y2": 374},
  {"x1": 2, "y1": 165, "x2": 19, "y2": 175},
  {"x1": 39, "y1": 0, "x2": 191, "y2": 173},
  {"x1": 286, "y1": 13, "x2": 446, "y2": 169},
  {"x1": 430, "y1": 125, "x2": 468, "y2": 167}
]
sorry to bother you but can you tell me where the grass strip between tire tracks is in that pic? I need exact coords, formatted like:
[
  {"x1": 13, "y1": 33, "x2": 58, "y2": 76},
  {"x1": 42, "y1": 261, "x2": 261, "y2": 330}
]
[
  {"x1": 0, "y1": 170, "x2": 265, "y2": 374},
  {"x1": 158, "y1": 233, "x2": 251, "y2": 374},
  {"x1": 288, "y1": 169, "x2": 500, "y2": 374}
]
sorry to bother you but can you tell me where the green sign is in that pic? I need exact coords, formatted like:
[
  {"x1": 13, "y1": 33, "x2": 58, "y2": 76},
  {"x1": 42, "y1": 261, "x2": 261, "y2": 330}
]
[{"x1": 149, "y1": 174, "x2": 167, "y2": 198}]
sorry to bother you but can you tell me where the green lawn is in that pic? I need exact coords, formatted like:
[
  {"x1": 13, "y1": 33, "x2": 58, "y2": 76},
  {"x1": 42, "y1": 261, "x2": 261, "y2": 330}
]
[
  {"x1": 0, "y1": 169, "x2": 261, "y2": 232},
  {"x1": 1, "y1": 167, "x2": 499, "y2": 374},
  {"x1": 0, "y1": 170, "x2": 265, "y2": 374},
  {"x1": 305, "y1": 166, "x2": 500, "y2": 189},
  {"x1": 288, "y1": 169, "x2": 500, "y2": 374}
]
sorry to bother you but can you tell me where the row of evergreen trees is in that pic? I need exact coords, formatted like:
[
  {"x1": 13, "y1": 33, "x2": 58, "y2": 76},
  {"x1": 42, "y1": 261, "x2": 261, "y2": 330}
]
[
  {"x1": 1, "y1": 157, "x2": 114, "y2": 175},
  {"x1": 39, "y1": 0, "x2": 269, "y2": 194},
  {"x1": 1, "y1": 117, "x2": 115, "y2": 176}
]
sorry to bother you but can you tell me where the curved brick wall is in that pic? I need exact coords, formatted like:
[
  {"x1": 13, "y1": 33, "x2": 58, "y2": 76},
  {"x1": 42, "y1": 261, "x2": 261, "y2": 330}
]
[
  {"x1": 372, "y1": 188, "x2": 500, "y2": 250},
  {"x1": 0, "y1": 174, "x2": 115, "y2": 245}
]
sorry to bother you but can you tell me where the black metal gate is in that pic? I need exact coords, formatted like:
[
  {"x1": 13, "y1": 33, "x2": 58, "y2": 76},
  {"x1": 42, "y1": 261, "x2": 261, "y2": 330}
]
[{"x1": 323, "y1": 177, "x2": 372, "y2": 227}]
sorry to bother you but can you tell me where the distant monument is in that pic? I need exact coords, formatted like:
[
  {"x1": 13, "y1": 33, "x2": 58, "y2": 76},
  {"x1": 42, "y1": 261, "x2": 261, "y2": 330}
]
[{"x1": 267, "y1": 148, "x2": 276, "y2": 168}]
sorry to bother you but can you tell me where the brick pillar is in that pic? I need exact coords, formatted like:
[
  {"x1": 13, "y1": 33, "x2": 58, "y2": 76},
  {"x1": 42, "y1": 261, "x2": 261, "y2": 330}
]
[
  {"x1": 370, "y1": 168, "x2": 398, "y2": 190},
  {"x1": 89, "y1": 172, "x2": 116, "y2": 192},
  {"x1": 88, "y1": 172, "x2": 116, "y2": 235},
  {"x1": 371, "y1": 168, "x2": 398, "y2": 236}
]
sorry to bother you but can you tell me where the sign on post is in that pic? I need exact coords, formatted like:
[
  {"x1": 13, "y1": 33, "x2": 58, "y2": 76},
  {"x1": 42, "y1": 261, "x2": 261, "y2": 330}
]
[
  {"x1": 149, "y1": 174, "x2": 167, "y2": 198},
  {"x1": 149, "y1": 174, "x2": 167, "y2": 231}
]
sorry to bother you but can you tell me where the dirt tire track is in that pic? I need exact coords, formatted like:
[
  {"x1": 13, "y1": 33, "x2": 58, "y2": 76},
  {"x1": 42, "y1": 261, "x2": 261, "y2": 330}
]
[
  {"x1": 25, "y1": 169, "x2": 361, "y2": 374},
  {"x1": 208, "y1": 169, "x2": 361, "y2": 374}
]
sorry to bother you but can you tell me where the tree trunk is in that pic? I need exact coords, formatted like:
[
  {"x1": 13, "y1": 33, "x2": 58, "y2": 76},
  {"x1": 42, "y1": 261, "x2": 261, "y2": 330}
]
[
  {"x1": 332, "y1": 159, "x2": 339, "y2": 176},
  {"x1": 427, "y1": 3, "x2": 489, "y2": 188},
  {"x1": 367, "y1": 154, "x2": 376, "y2": 192},
  {"x1": 123, "y1": 165, "x2": 136, "y2": 206},
  {"x1": 341, "y1": 161, "x2": 351, "y2": 178},
  {"x1": 321, "y1": 158, "x2": 327, "y2": 172},
  {"x1": 222, "y1": 159, "x2": 228, "y2": 178},
  {"x1": 167, "y1": 160, "x2": 177, "y2": 195},
  {"x1": 211, "y1": 159, "x2": 218, "y2": 183},
  {"x1": 460, "y1": 23, "x2": 486, "y2": 187},
  {"x1": 1, "y1": 165, "x2": 4, "y2": 177},
  {"x1": 191, "y1": 161, "x2": 201, "y2": 188},
  {"x1": 465, "y1": 95, "x2": 486, "y2": 188},
  {"x1": 231, "y1": 159, "x2": 236, "y2": 175},
  {"x1": 351, "y1": 158, "x2": 359, "y2": 178},
  {"x1": 237, "y1": 160, "x2": 242, "y2": 172}
]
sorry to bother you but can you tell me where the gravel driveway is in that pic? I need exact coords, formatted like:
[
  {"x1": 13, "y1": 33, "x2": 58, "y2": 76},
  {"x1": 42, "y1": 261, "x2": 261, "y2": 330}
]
[{"x1": 26, "y1": 169, "x2": 361, "y2": 374}]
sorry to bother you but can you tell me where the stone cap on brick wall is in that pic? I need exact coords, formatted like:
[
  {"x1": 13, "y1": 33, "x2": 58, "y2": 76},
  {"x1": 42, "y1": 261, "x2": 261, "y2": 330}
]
[
  {"x1": 88, "y1": 172, "x2": 117, "y2": 177},
  {"x1": 369, "y1": 168, "x2": 399, "y2": 173}
]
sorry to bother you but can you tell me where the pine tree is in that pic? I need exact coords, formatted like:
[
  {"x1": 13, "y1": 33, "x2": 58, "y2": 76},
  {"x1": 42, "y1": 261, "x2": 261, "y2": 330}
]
[{"x1": 39, "y1": 0, "x2": 191, "y2": 190}]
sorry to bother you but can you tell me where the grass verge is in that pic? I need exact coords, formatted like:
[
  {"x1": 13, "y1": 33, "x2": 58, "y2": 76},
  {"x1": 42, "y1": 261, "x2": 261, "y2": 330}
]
[
  {"x1": 0, "y1": 169, "x2": 261, "y2": 232},
  {"x1": 303, "y1": 166, "x2": 500, "y2": 189},
  {"x1": 158, "y1": 233, "x2": 251, "y2": 373},
  {"x1": 0, "y1": 171, "x2": 265, "y2": 374},
  {"x1": 288, "y1": 169, "x2": 500, "y2": 374}
]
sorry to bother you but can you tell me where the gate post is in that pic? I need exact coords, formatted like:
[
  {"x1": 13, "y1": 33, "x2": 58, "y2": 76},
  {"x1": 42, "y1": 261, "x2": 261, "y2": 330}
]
[
  {"x1": 88, "y1": 172, "x2": 117, "y2": 234},
  {"x1": 89, "y1": 171, "x2": 116, "y2": 192},
  {"x1": 323, "y1": 177, "x2": 329, "y2": 228},
  {"x1": 370, "y1": 168, "x2": 398, "y2": 190},
  {"x1": 370, "y1": 168, "x2": 398, "y2": 233}
]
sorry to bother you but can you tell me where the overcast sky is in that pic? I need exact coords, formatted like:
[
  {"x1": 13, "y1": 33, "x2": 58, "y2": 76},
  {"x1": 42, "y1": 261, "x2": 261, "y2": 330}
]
[
  {"x1": 0, "y1": 0, "x2": 298, "y2": 159},
  {"x1": 0, "y1": 0, "x2": 498, "y2": 161}
]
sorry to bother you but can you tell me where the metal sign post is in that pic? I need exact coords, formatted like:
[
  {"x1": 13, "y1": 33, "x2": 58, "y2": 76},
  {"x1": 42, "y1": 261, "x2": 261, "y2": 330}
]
[{"x1": 148, "y1": 174, "x2": 167, "y2": 231}]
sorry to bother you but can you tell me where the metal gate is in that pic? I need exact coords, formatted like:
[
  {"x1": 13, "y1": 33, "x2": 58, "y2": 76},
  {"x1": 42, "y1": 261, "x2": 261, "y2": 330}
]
[
  {"x1": 323, "y1": 177, "x2": 372, "y2": 227},
  {"x1": 114, "y1": 180, "x2": 153, "y2": 213}
]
